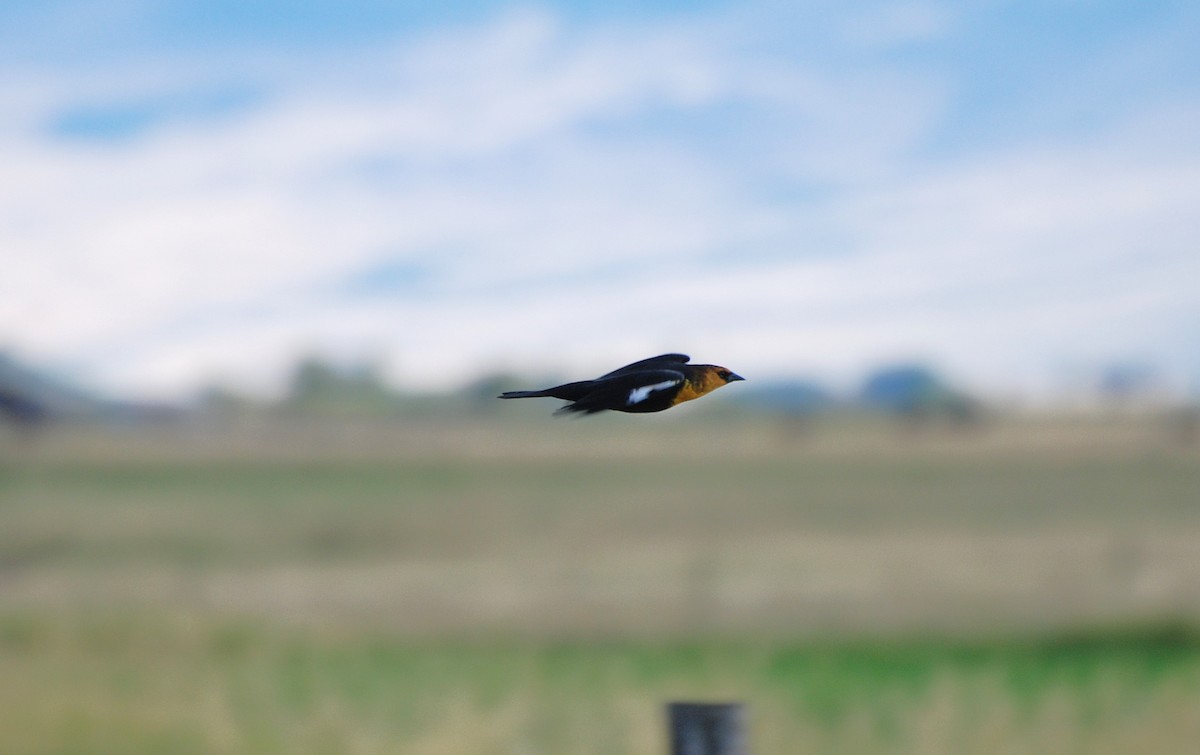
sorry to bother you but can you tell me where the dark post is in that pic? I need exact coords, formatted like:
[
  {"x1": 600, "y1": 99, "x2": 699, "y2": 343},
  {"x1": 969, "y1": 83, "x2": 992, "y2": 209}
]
[{"x1": 667, "y1": 702, "x2": 746, "y2": 755}]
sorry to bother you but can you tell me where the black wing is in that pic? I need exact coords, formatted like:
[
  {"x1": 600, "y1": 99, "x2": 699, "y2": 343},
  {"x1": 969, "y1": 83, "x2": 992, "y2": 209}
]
[
  {"x1": 596, "y1": 353, "x2": 690, "y2": 380},
  {"x1": 556, "y1": 369, "x2": 686, "y2": 415}
]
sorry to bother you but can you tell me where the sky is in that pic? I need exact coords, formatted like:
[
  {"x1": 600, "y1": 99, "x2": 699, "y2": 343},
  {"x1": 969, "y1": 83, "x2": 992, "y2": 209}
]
[{"x1": 2, "y1": 0, "x2": 1198, "y2": 402}]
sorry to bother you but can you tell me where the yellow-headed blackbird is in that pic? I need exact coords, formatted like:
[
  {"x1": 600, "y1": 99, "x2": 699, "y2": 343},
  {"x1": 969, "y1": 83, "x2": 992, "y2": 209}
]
[{"x1": 498, "y1": 353, "x2": 744, "y2": 415}]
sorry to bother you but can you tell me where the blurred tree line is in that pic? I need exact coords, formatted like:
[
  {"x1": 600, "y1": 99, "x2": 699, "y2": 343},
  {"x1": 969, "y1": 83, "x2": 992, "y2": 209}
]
[
  {"x1": 197, "y1": 355, "x2": 527, "y2": 420},
  {"x1": 3, "y1": 348, "x2": 1197, "y2": 446},
  {"x1": 195, "y1": 355, "x2": 989, "y2": 428}
]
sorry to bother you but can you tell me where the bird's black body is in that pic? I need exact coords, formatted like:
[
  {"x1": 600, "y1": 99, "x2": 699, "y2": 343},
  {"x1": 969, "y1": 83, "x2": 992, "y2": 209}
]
[{"x1": 498, "y1": 353, "x2": 743, "y2": 415}]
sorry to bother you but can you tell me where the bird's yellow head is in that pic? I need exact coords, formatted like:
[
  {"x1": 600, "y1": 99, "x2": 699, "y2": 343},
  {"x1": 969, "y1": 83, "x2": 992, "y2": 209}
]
[{"x1": 677, "y1": 364, "x2": 745, "y2": 404}]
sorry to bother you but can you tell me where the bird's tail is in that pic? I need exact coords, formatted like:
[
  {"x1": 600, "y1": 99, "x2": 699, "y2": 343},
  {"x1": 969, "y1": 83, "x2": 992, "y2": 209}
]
[
  {"x1": 498, "y1": 380, "x2": 595, "y2": 401},
  {"x1": 498, "y1": 390, "x2": 553, "y2": 399}
]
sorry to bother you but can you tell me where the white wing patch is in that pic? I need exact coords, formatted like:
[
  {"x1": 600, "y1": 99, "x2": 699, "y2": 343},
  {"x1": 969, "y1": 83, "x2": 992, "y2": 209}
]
[{"x1": 627, "y1": 379, "x2": 681, "y2": 406}]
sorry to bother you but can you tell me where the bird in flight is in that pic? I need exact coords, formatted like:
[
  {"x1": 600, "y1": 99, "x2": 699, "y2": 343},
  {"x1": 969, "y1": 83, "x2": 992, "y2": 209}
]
[{"x1": 498, "y1": 353, "x2": 744, "y2": 416}]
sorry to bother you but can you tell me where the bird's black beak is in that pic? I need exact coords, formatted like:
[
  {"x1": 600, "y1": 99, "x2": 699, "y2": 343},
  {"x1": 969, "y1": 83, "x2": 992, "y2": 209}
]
[{"x1": 727, "y1": 372, "x2": 745, "y2": 382}]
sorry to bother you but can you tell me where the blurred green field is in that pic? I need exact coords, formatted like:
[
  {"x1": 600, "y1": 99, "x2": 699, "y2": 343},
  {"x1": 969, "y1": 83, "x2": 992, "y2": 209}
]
[
  {"x1": 2, "y1": 616, "x2": 1198, "y2": 754},
  {"x1": 1, "y1": 416, "x2": 1198, "y2": 752}
]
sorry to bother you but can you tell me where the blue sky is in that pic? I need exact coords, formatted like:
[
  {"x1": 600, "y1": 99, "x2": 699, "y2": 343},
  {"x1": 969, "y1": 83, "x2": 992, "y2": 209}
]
[{"x1": 2, "y1": 0, "x2": 1198, "y2": 401}]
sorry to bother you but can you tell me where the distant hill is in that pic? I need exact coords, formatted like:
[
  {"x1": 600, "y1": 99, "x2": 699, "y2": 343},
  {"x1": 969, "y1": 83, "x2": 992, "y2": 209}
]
[
  {"x1": 858, "y1": 365, "x2": 944, "y2": 411},
  {"x1": 858, "y1": 363, "x2": 983, "y2": 423},
  {"x1": 0, "y1": 352, "x2": 181, "y2": 424},
  {"x1": 726, "y1": 379, "x2": 838, "y2": 415}
]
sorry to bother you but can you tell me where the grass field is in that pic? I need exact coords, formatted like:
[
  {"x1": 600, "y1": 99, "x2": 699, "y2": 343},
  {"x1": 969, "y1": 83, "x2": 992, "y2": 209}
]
[
  {"x1": 1, "y1": 415, "x2": 1198, "y2": 752},
  {"x1": 3, "y1": 616, "x2": 1198, "y2": 754}
]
